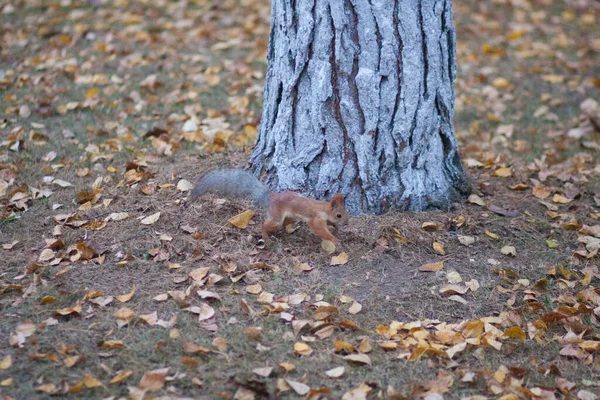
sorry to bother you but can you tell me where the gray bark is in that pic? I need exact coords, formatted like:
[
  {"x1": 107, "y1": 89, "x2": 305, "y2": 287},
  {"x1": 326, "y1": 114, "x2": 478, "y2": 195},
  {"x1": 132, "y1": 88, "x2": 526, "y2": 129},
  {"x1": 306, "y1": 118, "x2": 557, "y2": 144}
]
[{"x1": 250, "y1": 0, "x2": 470, "y2": 215}]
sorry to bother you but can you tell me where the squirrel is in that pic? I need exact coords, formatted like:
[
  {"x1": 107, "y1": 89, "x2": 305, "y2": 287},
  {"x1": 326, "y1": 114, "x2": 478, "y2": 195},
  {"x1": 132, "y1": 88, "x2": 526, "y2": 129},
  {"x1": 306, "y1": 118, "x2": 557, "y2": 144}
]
[{"x1": 188, "y1": 169, "x2": 349, "y2": 243}]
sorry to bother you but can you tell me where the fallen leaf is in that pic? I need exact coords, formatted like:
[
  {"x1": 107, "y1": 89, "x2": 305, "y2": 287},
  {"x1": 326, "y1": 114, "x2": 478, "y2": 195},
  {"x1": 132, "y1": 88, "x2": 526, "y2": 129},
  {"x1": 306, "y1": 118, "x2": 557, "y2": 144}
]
[
  {"x1": 421, "y1": 222, "x2": 439, "y2": 231},
  {"x1": 343, "y1": 353, "x2": 371, "y2": 366},
  {"x1": 325, "y1": 366, "x2": 345, "y2": 378},
  {"x1": 109, "y1": 370, "x2": 133, "y2": 384},
  {"x1": 0, "y1": 355, "x2": 12, "y2": 370},
  {"x1": 501, "y1": 246, "x2": 516, "y2": 256},
  {"x1": 228, "y1": 210, "x2": 255, "y2": 229},
  {"x1": 321, "y1": 240, "x2": 336, "y2": 254},
  {"x1": 458, "y1": 235, "x2": 475, "y2": 246},
  {"x1": 433, "y1": 242, "x2": 446, "y2": 255},
  {"x1": 252, "y1": 367, "x2": 273, "y2": 377},
  {"x1": 492, "y1": 167, "x2": 512, "y2": 177},
  {"x1": 503, "y1": 326, "x2": 526, "y2": 341},
  {"x1": 139, "y1": 367, "x2": 169, "y2": 391},
  {"x1": 141, "y1": 212, "x2": 161, "y2": 225},
  {"x1": 115, "y1": 284, "x2": 135, "y2": 302},
  {"x1": 286, "y1": 379, "x2": 310, "y2": 395},
  {"x1": 468, "y1": 194, "x2": 486, "y2": 206},
  {"x1": 419, "y1": 261, "x2": 445, "y2": 272},
  {"x1": 331, "y1": 252, "x2": 349, "y2": 266},
  {"x1": 348, "y1": 302, "x2": 362, "y2": 315}
]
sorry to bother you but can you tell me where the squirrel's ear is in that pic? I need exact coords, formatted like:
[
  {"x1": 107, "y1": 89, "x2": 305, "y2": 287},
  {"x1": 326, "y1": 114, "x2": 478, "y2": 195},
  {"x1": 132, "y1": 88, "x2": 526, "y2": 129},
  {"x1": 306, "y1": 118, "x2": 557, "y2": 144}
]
[{"x1": 330, "y1": 193, "x2": 344, "y2": 209}]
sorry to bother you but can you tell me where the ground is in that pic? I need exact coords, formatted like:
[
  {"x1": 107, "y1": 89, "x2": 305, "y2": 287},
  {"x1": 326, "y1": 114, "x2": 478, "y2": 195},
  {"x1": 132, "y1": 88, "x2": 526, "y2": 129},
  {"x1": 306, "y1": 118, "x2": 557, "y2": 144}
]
[{"x1": 1, "y1": 0, "x2": 600, "y2": 399}]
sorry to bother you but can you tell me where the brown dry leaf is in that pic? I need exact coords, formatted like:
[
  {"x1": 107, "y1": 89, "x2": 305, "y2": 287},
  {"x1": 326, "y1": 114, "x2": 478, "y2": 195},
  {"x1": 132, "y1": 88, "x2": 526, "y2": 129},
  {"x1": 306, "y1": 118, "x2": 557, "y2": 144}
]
[
  {"x1": 492, "y1": 167, "x2": 512, "y2": 177},
  {"x1": 16, "y1": 320, "x2": 36, "y2": 337},
  {"x1": 38, "y1": 248, "x2": 56, "y2": 262},
  {"x1": 252, "y1": 367, "x2": 273, "y2": 378},
  {"x1": 279, "y1": 362, "x2": 296, "y2": 372},
  {"x1": 286, "y1": 379, "x2": 310, "y2": 396},
  {"x1": 348, "y1": 302, "x2": 362, "y2": 314},
  {"x1": 468, "y1": 194, "x2": 486, "y2": 207},
  {"x1": 421, "y1": 222, "x2": 439, "y2": 231},
  {"x1": 64, "y1": 354, "x2": 83, "y2": 368},
  {"x1": 501, "y1": 245, "x2": 516, "y2": 256},
  {"x1": 0, "y1": 355, "x2": 12, "y2": 370},
  {"x1": 212, "y1": 337, "x2": 228, "y2": 352},
  {"x1": 36, "y1": 383, "x2": 57, "y2": 394},
  {"x1": 446, "y1": 342, "x2": 467, "y2": 359},
  {"x1": 510, "y1": 183, "x2": 529, "y2": 190},
  {"x1": 100, "y1": 340, "x2": 124, "y2": 349},
  {"x1": 115, "y1": 284, "x2": 135, "y2": 302},
  {"x1": 228, "y1": 210, "x2": 255, "y2": 229},
  {"x1": 40, "y1": 296, "x2": 59, "y2": 305},
  {"x1": 321, "y1": 240, "x2": 336, "y2": 254},
  {"x1": 82, "y1": 374, "x2": 102, "y2": 388},
  {"x1": 245, "y1": 327, "x2": 262, "y2": 340},
  {"x1": 533, "y1": 184, "x2": 552, "y2": 199},
  {"x1": 433, "y1": 242, "x2": 445, "y2": 255},
  {"x1": 552, "y1": 194, "x2": 572, "y2": 204},
  {"x1": 139, "y1": 311, "x2": 158, "y2": 326},
  {"x1": 343, "y1": 353, "x2": 372, "y2": 366},
  {"x1": 343, "y1": 383, "x2": 374, "y2": 400},
  {"x1": 183, "y1": 341, "x2": 212, "y2": 354},
  {"x1": 139, "y1": 367, "x2": 169, "y2": 391},
  {"x1": 503, "y1": 326, "x2": 526, "y2": 341},
  {"x1": 113, "y1": 307, "x2": 135, "y2": 321},
  {"x1": 246, "y1": 284, "x2": 262, "y2": 294},
  {"x1": 141, "y1": 212, "x2": 161, "y2": 225},
  {"x1": 109, "y1": 370, "x2": 133, "y2": 384},
  {"x1": 331, "y1": 252, "x2": 349, "y2": 266},
  {"x1": 198, "y1": 303, "x2": 215, "y2": 321},
  {"x1": 485, "y1": 230, "x2": 499, "y2": 239},
  {"x1": 419, "y1": 261, "x2": 445, "y2": 272},
  {"x1": 294, "y1": 342, "x2": 313, "y2": 356},
  {"x1": 449, "y1": 295, "x2": 468, "y2": 304},
  {"x1": 189, "y1": 267, "x2": 210, "y2": 282},
  {"x1": 326, "y1": 366, "x2": 345, "y2": 378}
]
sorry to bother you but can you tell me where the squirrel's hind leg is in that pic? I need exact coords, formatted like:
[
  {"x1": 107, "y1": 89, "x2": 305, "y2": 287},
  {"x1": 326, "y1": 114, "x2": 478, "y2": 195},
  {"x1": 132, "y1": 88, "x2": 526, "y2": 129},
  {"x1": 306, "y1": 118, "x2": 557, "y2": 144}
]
[{"x1": 261, "y1": 218, "x2": 284, "y2": 243}]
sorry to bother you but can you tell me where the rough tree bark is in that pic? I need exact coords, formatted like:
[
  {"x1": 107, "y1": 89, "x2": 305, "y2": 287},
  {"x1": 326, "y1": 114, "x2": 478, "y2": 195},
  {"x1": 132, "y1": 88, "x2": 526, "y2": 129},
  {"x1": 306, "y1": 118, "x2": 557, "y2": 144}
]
[{"x1": 250, "y1": 0, "x2": 470, "y2": 215}]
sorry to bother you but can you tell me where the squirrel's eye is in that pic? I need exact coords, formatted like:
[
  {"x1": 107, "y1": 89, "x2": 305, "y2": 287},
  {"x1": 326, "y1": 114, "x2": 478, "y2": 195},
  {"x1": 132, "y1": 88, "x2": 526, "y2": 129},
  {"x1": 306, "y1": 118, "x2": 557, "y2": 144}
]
[{"x1": 336, "y1": 213, "x2": 342, "y2": 218}]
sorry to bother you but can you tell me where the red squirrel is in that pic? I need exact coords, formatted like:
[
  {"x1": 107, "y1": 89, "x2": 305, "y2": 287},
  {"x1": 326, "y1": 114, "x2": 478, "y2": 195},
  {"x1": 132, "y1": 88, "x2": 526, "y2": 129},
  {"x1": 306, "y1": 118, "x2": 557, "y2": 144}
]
[{"x1": 189, "y1": 169, "x2": 349, "y2": 243}]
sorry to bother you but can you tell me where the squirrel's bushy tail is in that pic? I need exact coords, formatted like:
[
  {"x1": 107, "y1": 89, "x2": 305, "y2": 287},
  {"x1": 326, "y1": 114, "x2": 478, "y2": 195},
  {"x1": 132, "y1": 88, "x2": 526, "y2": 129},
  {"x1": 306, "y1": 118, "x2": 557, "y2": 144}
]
[{"x1": 189, "y1": 169, "x2": 270, "y2": 207}]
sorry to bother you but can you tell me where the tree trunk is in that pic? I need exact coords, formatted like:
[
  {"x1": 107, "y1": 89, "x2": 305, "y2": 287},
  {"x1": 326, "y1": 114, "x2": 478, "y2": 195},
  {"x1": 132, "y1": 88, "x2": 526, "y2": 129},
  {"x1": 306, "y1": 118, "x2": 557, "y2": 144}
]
[{"x1": 250, "y1": 0, "x2": 470, "y2": 215}]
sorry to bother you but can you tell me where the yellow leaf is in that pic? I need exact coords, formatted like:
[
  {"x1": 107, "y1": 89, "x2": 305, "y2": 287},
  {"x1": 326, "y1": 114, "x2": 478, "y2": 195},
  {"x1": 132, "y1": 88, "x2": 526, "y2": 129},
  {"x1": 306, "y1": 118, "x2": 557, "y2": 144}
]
[
  {"x1": 109, "y1": 370, "x2": 133, "y2": 385},
  {"x1": 419, "y1": 261, "x2": 445, "y2": 272},
  {"x1": 139, "y1": 368, "x2": 169, "y2": 392},
  {"x1": 433, "y1": 242, "x2": 446, "y2": 255},
  {"x1": 116, "y1": 284, "x2": 135, "y2": 303},
  {"x1": 321, "y1": 240, "x2": 336, "y2": 254},
  {"x1": 0, "y1": 355, "x2": 12, "y2": 369},
  {"x1": 330, "y1": 252, "x2": 349, "y2": 266},
  {"x1": 552, "y1": 194, "x2": 572, "y2": 204},
  {"x1": 503, "y1": 326, "x2": 526, "y2": 341},
  {"x1": 542, "y1": 75, "x2": 565, "y2": 84},
  {"x1": 492, "y1": 77, "x2": 510, "y2": 88},
  {"x1": 228, "y1": 210, "x2": 255, "y2": 229},
  {"x1": 468, "y1": 194, "x2": 486, "y2": 207},
  {"x1": 83, "y1": 374, "x2": 102, "y2": 388},
  {"x1": 492, "y1": 167, "x2": 512, "y2": 177},
  {"x1": 485, "y1": 230, "x2": 499, "y2": 239},
  {"x1": 421, "y1": 221, "x2": 439, "y2": 231},
  {"x1": 294, "y1": 342, "x2": 313, "y2": 356}
]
